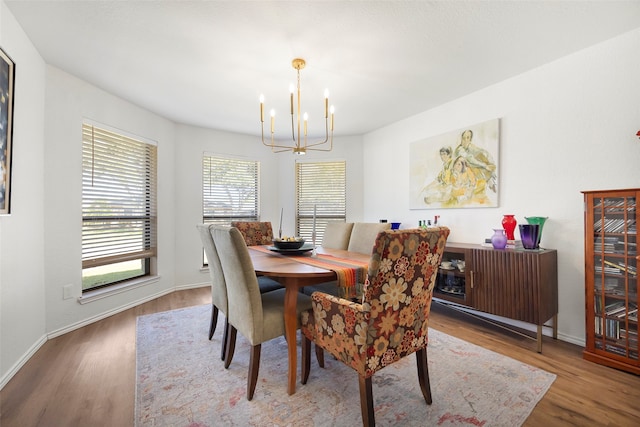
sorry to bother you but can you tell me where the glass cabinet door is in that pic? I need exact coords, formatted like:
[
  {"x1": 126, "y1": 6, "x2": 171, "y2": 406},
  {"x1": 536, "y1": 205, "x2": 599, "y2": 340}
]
[
  {"x1": 434, "y1": 249, "x2": 469, "y2": 305},
  {"x1": 591, "y1": 194, "x2": 638, "y2": 360}
]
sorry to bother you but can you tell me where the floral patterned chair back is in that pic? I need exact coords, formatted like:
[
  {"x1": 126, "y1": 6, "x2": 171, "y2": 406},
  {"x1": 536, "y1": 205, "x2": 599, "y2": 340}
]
[
  {"x1": 230, "y1": 221, "x2": 274, "y2": 246},
  {"x1": 300, "y1": 227, "x2": 450, "y2": 426}
]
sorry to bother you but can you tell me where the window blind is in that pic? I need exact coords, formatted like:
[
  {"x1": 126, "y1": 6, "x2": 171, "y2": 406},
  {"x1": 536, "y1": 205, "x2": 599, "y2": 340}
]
[
  {"x1": 203, "y1": 155, "x2": 259, "y2": 225},
  {"x1": 296, "y1": 161, "x2": 346, "y2": 241},
  {"x1": 81, "y1": 124, "x2": 157, "y2": 268}
]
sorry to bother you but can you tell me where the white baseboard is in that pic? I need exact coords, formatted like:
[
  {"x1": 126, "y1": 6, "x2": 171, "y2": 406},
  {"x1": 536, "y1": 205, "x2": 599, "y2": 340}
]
[
  {"x1": 434, "y1": 298, "x2": 586, "y2": 347},
  {"x1": 0, "y1": 282, "x2": 210, "y2": 390},
  {"x1": 0, "y1": 334, "x2": 47, "y2": 390}
]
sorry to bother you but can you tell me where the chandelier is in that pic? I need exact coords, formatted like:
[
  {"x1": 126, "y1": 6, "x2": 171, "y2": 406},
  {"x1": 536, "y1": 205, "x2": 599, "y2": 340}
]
[{"x1": 260, "y1": 58, "x2": 334, "y2": 154}]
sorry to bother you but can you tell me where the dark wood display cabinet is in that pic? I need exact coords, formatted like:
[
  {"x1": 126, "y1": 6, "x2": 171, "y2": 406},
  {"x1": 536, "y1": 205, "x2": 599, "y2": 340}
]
[
  {"x1": 583, "y1": 188, "x2": 639, "y2": 374},
  {"x1": 434, "y1": 242, "x2": 558, "y2": 352}
]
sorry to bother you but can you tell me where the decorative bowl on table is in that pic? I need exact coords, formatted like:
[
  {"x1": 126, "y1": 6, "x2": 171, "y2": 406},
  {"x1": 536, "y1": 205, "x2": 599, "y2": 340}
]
[{"x1": 273, "y1": 237, "x2": 306, "y2": 250}]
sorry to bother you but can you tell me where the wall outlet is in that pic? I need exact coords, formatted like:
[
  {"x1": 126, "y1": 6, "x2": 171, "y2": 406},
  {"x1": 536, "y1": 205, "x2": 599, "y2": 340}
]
[{"x1": 63, "y1": 284, "x2": 74, "y2": 300}]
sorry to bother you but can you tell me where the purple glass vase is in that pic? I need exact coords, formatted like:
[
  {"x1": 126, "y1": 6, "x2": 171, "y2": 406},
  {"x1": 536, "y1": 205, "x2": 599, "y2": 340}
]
[
  {"x1": 491, "y1": 228, "x2": 508, "y2": 249},
  {"x1": 519, "y1": 224, "x2": 540, "y2": 249}
]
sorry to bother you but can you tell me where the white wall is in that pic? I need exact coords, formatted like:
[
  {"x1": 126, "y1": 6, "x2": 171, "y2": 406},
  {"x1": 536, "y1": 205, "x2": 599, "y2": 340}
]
[
  {"x1": 42, "y1": 67, "x2": 178, "y2": 334},
  {"x1": 363, "y1": 28, "x2": 640, "y2": 345},
  {"x1": 0, "y1": 1, "x2": 46, "y2": 386},
  {"x1": 173, "y1": 125, "x2": 364, "y2": 290}
]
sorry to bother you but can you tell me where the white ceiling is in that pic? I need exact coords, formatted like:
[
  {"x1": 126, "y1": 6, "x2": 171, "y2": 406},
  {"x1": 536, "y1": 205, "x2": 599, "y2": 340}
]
[{"x1": 5, "y1": 1, "x2": 640, "y2": 138}]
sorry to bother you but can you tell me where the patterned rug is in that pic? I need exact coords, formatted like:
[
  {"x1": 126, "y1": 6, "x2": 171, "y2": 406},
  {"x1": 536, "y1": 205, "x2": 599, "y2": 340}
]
[{"x1": 135, "y1": 305, "x2": 556, "y2": 426}]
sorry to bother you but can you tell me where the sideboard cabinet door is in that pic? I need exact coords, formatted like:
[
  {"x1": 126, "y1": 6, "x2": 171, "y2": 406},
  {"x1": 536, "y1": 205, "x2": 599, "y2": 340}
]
[
  {"x1": 434, "y1": 242, "x2": 558, "y2": 352},
  {"x1": 470, "y1": 248, "x2": 558, "y2": 326}
]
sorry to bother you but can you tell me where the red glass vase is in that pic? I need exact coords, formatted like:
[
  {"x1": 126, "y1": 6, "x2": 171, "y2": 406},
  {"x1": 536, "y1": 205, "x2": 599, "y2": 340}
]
[{"x1": 501, "y1": 214, "x2": 517, "y2": 241}]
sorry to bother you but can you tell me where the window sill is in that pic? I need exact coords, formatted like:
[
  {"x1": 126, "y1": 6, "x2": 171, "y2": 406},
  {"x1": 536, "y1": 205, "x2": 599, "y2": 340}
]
[{"x1": 78, "y1": 275, "x2": 160, "y2": 304}]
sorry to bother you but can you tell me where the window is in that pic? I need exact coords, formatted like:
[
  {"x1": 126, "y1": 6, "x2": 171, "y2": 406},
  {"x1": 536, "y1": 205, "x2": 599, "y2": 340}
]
[
  {"x1": 296, "y1": 161, "x2": 347, "y2": 242},
  {"x1": 202, "y1": 155, "x2": 260, "y2": 226},
  {"x1": 81, "y1": 123, "x2": 157, "y2": 292}
]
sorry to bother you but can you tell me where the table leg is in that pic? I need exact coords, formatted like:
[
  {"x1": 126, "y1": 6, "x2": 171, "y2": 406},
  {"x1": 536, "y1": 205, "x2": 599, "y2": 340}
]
[{"x1": 282, "y1": 279, "x2": 299, "y2": 395}]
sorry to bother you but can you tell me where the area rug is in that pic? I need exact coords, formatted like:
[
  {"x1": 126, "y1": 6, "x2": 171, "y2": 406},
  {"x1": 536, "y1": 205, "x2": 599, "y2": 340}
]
[{"x1": 135, "y1": 305, "x2": 556, "y2": 426}]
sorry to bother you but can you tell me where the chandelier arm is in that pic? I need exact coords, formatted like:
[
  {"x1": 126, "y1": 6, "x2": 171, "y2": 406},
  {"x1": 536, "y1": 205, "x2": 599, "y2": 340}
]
[
  {"x1": 262, "y1": 122, "x2": 302, "y2": 151},
  {"x1": 305, "y1": 135, "x2": 333, "y2": 152},
  {"x1": 304, "y1": 118, "x2": 331, "y2": 148},
  {"x1": 262, "y1": 136, "x2": 304, "y2": 151}
]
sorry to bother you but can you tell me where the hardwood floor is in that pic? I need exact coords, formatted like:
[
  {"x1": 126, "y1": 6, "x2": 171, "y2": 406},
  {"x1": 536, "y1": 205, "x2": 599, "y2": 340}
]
[{"x1": 1, "y1": 287, "x2": 639, "y2": 426}]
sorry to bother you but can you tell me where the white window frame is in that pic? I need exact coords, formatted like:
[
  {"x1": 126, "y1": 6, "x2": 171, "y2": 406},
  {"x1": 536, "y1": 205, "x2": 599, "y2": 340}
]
[
  {"x1": 81, "y1": 121, "x2": 157, "y2": 293},
  {"x1": 202, "y1": 154, "x2": 260, "y2": 226},
  {"x1": 295, "y1": 160, "x2": 347, "y2": 243}
]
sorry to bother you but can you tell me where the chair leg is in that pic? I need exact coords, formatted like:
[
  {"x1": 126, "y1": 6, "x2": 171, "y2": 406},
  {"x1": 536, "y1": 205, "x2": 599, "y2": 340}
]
[
  {"x1": 247, "y1": 344, "x2": 261, "y2": 401},
  {"x1": 358, "y1": 375, "x2": 375, "y2": 427},
  {"x1": 416, "y1": 348, "x2": 432, "y2": 405},
  {"x1": 315, "y1": 344, "x2": 325, "y2": 368},
  {"x1": 209, "y1": 304, "x2": 218, "y2": 340},
  {"x1": 224, "y1": 324, "x2": 237, "y2": 369},
  {"x1": 221, "y1": 317, "x2": 230, "y2": 362},
  {"x1": 301, "y1": 334, "x2": 311, "y2": 384}
]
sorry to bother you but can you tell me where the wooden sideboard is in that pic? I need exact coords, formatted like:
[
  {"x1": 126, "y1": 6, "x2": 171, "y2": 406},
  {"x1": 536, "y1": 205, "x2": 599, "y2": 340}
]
[{"x1": 434, "y1": 242, "x2": 558, "y2": 352}]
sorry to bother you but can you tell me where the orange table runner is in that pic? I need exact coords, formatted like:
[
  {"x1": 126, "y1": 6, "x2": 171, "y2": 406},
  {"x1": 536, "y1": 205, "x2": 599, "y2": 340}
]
[{"x1": 251, "y1": 246, "x2": 369, "y2": 290}]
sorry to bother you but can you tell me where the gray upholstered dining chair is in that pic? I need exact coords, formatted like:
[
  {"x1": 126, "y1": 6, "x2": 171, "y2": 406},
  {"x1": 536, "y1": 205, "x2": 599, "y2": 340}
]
[
  {"x1": 197, "y1": 223, "x2": 284, "y2": 363},
  {"x1": 321, "y1": 221, "x2": 354, "y2": 250},
  {"x1": 211, "y1": 225, "x2": 313, "y2": 400},
  {"x1": 196, "y1": 224, "x2": 230, "y2": 361},
  {"x1": 347, "y1": 222, "x2": 392, "y2": 254},
  {"x1": 303, "y1": 222, "x2": 385, "y2": 300}
]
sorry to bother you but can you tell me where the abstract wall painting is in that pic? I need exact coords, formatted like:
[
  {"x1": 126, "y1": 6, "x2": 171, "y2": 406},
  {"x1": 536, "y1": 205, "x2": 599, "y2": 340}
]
[
  {"x1": 1, "y1": 47, "x2": 15, "y2": 215},
  {"x1": 409, "y1": 119, "x2": 500, "y2": 209}
]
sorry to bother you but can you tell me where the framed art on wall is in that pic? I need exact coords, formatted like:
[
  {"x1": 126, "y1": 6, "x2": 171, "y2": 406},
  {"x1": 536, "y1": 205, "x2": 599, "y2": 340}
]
[
  {"x1": 1, "y1": 46, "x2": 15, "y2": 215},
  {"x1": 409, "y1": 118, "x2": 500, "y2": 209}
]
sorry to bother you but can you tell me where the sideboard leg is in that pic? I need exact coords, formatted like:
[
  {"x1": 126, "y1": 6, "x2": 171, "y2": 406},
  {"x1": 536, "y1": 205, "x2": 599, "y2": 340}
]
[{"x1": 537, "y1": 325, "x2": 543, "y2": 353}]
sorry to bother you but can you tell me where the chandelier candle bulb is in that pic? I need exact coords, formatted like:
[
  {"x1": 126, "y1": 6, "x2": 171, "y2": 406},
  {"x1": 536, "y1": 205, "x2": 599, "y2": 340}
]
[
  {"x1": 324, "y1": 89, "x2": 329, "y2": 117},
  {"x1": 330, "y1": 106, "x2": 335, "y2": 131},
  {"x1": 259, "y1": 95, "x2": 264, "y2": 122},
  {"x1": 270, "y1": 109, "x2": 275, "y2": 133},
  {"x1": 289, "y1": 84, "x2": 294, "y2": 114},
  {"x1": 303, "y1": 113, "x2": 308, "y2": 136}
]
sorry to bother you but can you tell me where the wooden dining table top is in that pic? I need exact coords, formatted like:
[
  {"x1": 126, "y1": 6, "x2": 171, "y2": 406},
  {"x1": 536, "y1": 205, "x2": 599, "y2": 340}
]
[
  {"x1": 249, "y1": 245, "x2": 371, "y2": 278},
  {"x1": 247, "y1": 245, "x2": 371, "y2": 395}
]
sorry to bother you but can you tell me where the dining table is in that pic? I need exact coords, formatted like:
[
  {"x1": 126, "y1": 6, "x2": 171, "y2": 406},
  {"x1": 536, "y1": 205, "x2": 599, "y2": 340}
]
[{"x1": 248, "y1": 245, "x2": 371, "y2": 395}]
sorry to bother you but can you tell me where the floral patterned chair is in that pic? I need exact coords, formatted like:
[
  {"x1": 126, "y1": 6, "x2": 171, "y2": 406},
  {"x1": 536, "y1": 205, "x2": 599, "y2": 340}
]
[
  {"x1": 231, "y1": 221, "x2": 274, "y2": 246},
  {"x1": 300, "y1": 227, "x2": 450, "y2": 426},
  {"x1": 230, "y1": 221, "x2": 283, "y2": 293}
]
